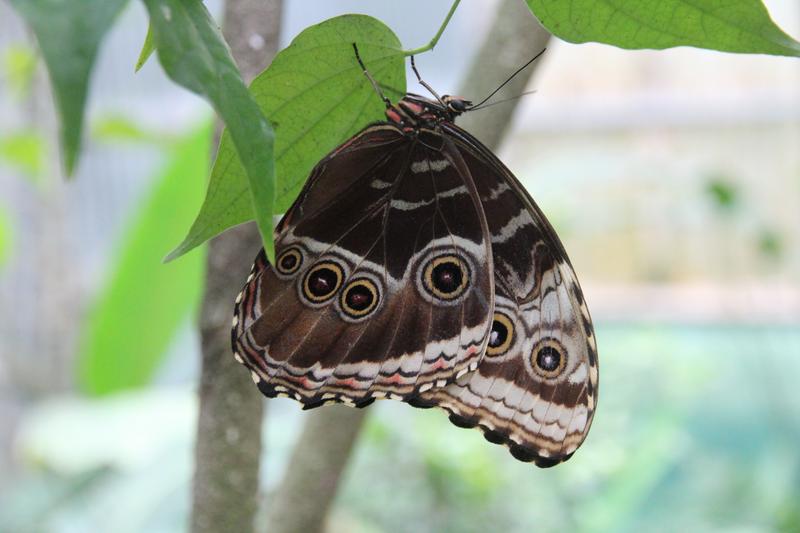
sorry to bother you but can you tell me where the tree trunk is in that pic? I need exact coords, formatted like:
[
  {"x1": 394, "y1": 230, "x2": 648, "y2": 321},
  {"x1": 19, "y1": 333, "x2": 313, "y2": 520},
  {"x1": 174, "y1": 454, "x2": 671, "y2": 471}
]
[
  {"x1": 190, "y1": 2, "x2": 282, "y2": 533},
  {"x1": 266, "y1": 405, "x2": 368, "y2": 533},
  {"x1": 264, "y1": 2, "x2": 551, "y2": 533}
]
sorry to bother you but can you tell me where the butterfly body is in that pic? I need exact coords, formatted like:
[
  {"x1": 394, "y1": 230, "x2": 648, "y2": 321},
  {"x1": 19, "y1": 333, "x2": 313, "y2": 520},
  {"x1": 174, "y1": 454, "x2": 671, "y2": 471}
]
[{"x1": 233, "y1": 92, "x2": 597, "y2": 467}]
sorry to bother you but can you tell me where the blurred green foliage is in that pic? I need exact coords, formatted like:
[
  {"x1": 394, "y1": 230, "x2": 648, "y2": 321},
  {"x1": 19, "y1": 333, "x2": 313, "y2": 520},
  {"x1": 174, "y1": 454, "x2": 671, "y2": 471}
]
[
  {"x1": 526, "y1": 0, "x2": 800, "y2": 56},
  {"x1": 0, "y1": 130, "x2": 46, "y2": 183},
  {"x1": 166, "y1": 14, "x2": 406, "y2": 261},
  {"x1": 706, "y1": 177, "x2": 739, "y2": 212},
  {"x1": 340, "y1": 323, "x2": 800, "y2": 533},
  {"x1": 1, "y1": 390, "x2": 195, "y2": 533},
  {"x1": 77, "y1": 125, "x2": 210, "y2": 395},
  {"x1": 2, "y1": 44, "x2": 37, "y2": 99},
  {"x1": 91, "y1": 114, "x2": 169, "y2": 145},
  {"x1": 757, "y1": 228, "x2": 783, "y2": 260},
  {"x1": 703, "y1": 175, "x2": 786, "y2": 263},
  {"x1": 10, "y1": 323, "x2": 794, "y2": 532}
]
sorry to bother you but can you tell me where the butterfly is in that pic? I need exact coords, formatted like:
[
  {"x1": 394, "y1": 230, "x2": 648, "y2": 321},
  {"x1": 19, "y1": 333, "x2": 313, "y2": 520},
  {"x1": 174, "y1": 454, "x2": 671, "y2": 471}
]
[{"x1": 231, "y1": 49, "x2": 598, "y2": 467}]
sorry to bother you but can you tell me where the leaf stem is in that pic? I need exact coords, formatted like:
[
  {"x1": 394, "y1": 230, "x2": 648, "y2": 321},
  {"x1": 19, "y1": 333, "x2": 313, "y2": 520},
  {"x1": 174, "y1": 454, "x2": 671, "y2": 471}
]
[{"x1": 403, "y1": 0, "x2": 460, "y2": 55}]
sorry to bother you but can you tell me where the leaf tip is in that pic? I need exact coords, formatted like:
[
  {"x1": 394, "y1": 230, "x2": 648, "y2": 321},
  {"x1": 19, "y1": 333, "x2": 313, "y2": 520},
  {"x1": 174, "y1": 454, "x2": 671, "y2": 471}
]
[
  {"x1": 135, "y1": 23, "x2": 156, "y2": 73},
  {"x1": 263, "y1": 233, "x2": 275, "y2": 264},
  {"x1": 63, "y1": 149, "x2": 77, "y2": 178},
  {"x1": 163, "y1": 245, "x2": 185, "y2": 264}
]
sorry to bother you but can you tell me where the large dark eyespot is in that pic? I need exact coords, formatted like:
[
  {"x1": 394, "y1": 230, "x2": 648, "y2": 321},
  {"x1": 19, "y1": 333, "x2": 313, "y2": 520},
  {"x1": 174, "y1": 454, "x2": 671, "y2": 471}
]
[
  {"x1": 531, "y1": 339, "x2": 567, "y2": 379},
  {"x1": 486, "y1": 312, "x2": 514, "y2": 356},
  {"x1": 276, "y1": 247, "x2": 303, "y2": 276},
  {"x1": 340, "y1": 278, "x2": 380, "y2": 319},
  {"x1": 422, "y1": 254, "x2": 470, "y2": 301},
  {"x1": 302, "y1": 261, "x2": 344, "y2": 303}
]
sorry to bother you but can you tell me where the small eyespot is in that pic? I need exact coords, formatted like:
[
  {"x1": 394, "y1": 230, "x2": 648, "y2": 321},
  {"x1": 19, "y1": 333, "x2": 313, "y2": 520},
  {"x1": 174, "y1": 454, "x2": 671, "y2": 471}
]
[
  {"x1": 422, "y1": 254, "x2": 470, "y2": 301},
  {"x1": 530, "y1": 339, "x2": 567, "y2": 379},
  {"x1": 340, "y1": 278, "x2": 380, "y2": 319},
  {"x1": 486, "y1": 312, "x2": 514, "y2": 356},
  {"x1": 302, "y1": 261, "x2": 344, "y2": 303},
  {"x1": 276, "y1": 246, "x2": 303, "y2": 276}
]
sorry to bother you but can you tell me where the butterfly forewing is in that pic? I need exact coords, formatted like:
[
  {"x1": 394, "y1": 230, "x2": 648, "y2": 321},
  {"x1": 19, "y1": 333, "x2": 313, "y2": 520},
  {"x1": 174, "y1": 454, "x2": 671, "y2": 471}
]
[
  {"x1": 233, "y1": 125, "x2": 494, "y2": 406},
  {"x1": 417, "y1": 124, "x2": 598, "y2": 467}
]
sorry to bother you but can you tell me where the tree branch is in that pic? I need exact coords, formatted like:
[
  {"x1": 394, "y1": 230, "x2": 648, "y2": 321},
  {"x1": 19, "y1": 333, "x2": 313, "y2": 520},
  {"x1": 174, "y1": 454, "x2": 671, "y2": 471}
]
[
  {"x1": 266, "y1": 405, "x2": 368, "y2": 533},
  {"x1": 263, "y1": 2, "x2": 551, "y2": 533},
  {"x1": 455, "y1": 0, "x2": 552, "y2": 150},
  {"x1": 190, "y1": 2, "x2": 282, "y2": 533}
]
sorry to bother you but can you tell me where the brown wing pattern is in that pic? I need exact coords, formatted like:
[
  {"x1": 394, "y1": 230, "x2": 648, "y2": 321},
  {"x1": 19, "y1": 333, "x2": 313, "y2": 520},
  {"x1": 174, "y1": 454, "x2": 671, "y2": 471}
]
[
  {"x1": 232, "y1": 125, "x2": 494, "y2": 407},
  {"x1": 416, "y1": 124, "x2": 598, "y2": 467}
]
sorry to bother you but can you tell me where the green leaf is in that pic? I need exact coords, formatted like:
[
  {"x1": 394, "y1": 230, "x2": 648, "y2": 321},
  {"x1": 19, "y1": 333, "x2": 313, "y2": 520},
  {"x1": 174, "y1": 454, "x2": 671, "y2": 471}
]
[
  {"x1": 0, "y1": 206, "x2": 12, "y2": 267},
  {"x1": 135, "y1": 23, "x2": 156, "y2": 72},
  {"x1": 9, "y1": 0, "x2": 129, "y2": 175},
  {"x1": 77, "y1": 125, "x2": 210, "y2": 396},
  {"x1": 526, "y1": 0, "x2": 800, "y2": 56},
  {"x1": 143, "y1": 0, "x2": 277, "y2": 260},
  {"x1": 2, "y1": 44, "x2": 38, "y2": 99},
  {"x1": 757, "y1": 227, "x2": 782, "y2": 259},
  {"x1": 0, "y1": 130, "x2": 47, "y2": 183},
  {"x1": 705, "y1": 177, "x2": 739, "y2": 211},
  {"x1": 91, "y1": 114, "x2": 166, "y2": 144},
  {"x1": 166, "y1": 14, "x2": 405, "y2": 261}
]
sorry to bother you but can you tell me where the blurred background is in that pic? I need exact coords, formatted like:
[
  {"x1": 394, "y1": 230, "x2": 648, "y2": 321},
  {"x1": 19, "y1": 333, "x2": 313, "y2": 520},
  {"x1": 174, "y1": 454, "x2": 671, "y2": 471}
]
[{"x1": 1, "y1": 0, "x2": 798, "y2": 532}]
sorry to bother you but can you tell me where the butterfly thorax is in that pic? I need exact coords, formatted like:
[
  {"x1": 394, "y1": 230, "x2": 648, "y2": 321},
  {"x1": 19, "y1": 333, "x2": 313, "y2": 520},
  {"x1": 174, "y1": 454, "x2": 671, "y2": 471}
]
[{"x1": 386, "y1": 94, "x2": 472, "y2": 133}]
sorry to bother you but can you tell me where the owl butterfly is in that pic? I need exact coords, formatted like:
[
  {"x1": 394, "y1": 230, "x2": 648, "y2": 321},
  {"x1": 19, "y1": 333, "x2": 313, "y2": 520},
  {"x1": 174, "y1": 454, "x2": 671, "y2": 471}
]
[{"x1": 232, "y1": 46, "x2": 598, "y2": 467}]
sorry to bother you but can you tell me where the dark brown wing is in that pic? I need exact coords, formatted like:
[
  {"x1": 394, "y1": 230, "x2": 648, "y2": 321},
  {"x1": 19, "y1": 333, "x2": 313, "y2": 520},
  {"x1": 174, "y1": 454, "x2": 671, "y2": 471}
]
[
  {"x1": 232, "y1": 124, "x2": 494, "y2": 407},
  {"x1": 417, "y1": 122, "x2": 598, "y2": 467}
]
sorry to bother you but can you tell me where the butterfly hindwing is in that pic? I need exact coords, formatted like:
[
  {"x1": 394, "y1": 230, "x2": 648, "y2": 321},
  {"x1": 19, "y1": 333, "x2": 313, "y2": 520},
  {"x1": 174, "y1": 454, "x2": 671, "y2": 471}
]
[
  {"x1": 417, "y1": 124, "x2": 598, "y2": 467},
  {"x1": 233, "y1": 125, "x2": 494, "y2": 406}
]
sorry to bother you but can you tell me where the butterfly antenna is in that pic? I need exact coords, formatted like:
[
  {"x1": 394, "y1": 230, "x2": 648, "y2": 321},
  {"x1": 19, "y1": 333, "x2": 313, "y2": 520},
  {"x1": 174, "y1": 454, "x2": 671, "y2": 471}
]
[
  {"x1": 410, "y1": 55, "x2": 446, "y2": 107},
  {"x1": 466, "y1": 48, "x2": 547, "y2": 110},
  {"x1": 353, "y1": 43, "x2": 392, "y2": 108},
  {"x1": 377, "y1": 82, "x2": 404, "y2": 99},
  {"x1": 467, "y1": 90, "x2": 538, "y2": 111}
]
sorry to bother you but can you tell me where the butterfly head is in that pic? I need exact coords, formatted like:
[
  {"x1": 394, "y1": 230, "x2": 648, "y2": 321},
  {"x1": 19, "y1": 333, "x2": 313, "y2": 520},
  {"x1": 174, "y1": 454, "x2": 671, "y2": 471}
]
[
  {"x1": 441, "y1": 95, "x2": 472, "y2": 114},
  {"x1": 386, "y1": 94, "x2": 473, "y2": 131}
]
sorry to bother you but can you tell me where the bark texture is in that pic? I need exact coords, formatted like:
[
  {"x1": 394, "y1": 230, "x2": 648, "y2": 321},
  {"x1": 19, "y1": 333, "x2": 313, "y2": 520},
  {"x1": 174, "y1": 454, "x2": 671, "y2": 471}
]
[
  {"x1": 264, "y1": 2, "x2": 551, "y2": 533},
  {"x1": 266, "y1": 406, "x2": 368, "y2": 533},
  {"x1": 190, "y1": 2, "x2": 282, "y2": 533}
]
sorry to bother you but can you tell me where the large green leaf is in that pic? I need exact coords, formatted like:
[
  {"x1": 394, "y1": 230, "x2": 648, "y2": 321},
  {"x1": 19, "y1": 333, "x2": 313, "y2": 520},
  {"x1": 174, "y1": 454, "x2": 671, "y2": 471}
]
[
  {"x1": 165, "y1": 14, "x2": 406, "y2": 261},
  {"x1": 526, "y1": 0, "x2": 800, "y2": 56},
  {"x1": 142, "y1": 0, "x2": 277, "y2": 259},
  {"x1": 9, "y1": 0, "x2": 129, "y2": 175},
  {"x1": 77, "y1": 126, "x2": 210, "y2": 396}
]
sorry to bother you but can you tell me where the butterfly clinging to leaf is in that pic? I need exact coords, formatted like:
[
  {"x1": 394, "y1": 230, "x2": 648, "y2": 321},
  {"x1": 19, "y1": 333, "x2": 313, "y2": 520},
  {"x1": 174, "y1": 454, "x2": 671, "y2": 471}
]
[{"x1": 231, "y1": 45, "x2": 598, "y2": 467}]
